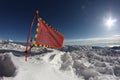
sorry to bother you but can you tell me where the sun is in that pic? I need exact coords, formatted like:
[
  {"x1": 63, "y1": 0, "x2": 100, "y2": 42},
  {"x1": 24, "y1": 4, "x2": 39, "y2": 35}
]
[{"x1": 105, "y1": 17, "x2": 117, "y2": 29}]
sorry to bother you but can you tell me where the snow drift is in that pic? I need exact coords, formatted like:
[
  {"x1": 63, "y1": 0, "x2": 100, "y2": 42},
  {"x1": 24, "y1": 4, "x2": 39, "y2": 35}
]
[
  {"x1": 0, "y1": 54, "x2": 16, "y2": 77},
  {"x1": 0, "y1": 41, "x2": 120, "y2": 80}
]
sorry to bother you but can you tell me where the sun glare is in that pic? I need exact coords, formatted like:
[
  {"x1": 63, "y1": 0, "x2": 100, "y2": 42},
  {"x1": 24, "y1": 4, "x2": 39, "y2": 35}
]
[{"x1": 105, "y1": 17, "x2": 116, "y2": 29}]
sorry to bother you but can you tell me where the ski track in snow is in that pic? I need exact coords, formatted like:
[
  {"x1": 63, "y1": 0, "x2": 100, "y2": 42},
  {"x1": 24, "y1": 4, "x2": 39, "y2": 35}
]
[{"x1": 0, "y1": 41, "x2": 120, "y2": 80}]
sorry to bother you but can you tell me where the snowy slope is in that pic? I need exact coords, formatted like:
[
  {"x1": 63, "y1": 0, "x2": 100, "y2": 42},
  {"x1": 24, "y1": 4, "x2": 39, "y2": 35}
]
[{"x1": 0, "y1": 41, "x2": 120, "y2": 80}]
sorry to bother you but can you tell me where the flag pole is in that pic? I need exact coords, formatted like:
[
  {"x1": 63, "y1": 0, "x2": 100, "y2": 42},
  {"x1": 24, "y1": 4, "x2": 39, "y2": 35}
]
[{"x1": 25, "y1": 10, "x2": 39, "y2": 61}]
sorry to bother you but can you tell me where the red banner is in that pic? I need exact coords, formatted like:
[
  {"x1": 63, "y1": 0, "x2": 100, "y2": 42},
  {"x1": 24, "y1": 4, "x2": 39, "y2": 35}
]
[{"x1": 33, "y1": 17, "x2": 64, "y2": 48}]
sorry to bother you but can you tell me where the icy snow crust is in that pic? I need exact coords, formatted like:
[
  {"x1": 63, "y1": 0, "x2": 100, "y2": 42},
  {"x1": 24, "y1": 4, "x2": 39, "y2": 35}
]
[{"x1": 0, "y1": 41, "x2": 120, "y2": 80}]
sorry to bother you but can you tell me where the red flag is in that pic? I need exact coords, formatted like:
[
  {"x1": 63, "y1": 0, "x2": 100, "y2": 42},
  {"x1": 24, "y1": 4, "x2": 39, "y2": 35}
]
[{"x1": 33, "y1": 17, "x2": 64, "y2": 48}]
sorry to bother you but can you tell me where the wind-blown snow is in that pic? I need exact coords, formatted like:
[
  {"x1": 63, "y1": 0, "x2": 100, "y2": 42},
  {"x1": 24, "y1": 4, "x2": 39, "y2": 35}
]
[{"x1": 0, "y1": 41, "x2": 120, "y2": 80}]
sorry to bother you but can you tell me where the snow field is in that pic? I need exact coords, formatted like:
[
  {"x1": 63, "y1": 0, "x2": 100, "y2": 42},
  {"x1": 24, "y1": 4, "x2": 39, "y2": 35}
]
[{"x1": 0, "y1": 42, "x2": 120, "y2": 80}]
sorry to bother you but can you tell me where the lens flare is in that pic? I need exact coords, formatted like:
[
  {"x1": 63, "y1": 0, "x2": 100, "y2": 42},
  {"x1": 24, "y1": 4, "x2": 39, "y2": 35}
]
[{"x1": 105, "y1": 17, "x2": 116, "y2": 29}]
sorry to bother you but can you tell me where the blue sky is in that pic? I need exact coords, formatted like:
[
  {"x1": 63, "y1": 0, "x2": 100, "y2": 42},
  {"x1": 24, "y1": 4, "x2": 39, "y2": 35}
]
[{"x1": 0, "y1": 0, "x2": 120, "y2": 41}]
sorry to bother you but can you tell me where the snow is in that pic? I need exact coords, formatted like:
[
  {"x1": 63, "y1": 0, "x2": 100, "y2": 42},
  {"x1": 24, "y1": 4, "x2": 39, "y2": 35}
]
[{"x1": 0, "y1": 41, "x2": 120, "y2": 80}]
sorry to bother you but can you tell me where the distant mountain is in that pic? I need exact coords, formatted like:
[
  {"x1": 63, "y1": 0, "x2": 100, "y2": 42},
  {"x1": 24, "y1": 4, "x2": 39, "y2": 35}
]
[{"x1": 111, "y1": 46, "x2": 120, "y2": 50}]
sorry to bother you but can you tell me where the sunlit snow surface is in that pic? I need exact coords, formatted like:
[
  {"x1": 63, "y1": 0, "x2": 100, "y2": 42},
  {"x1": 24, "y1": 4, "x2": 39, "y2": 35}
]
[{"x1": 0, "y1": 40, "x2": 120, "y2": 80}]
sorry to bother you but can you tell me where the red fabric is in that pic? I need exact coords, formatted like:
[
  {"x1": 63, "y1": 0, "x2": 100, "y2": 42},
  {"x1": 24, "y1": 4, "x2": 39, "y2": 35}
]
[{"x1": 34, "y1": 18, "x2": 64, "y2": 48}]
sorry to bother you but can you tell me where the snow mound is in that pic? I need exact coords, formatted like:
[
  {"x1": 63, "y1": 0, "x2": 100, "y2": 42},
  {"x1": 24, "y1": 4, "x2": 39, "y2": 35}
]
[
  {"x1": 39, "y1": 46, "x2": 120, "y2": 80},
  {"x1": 0, "y1": 53, "x2": 16, "y2": 77}
]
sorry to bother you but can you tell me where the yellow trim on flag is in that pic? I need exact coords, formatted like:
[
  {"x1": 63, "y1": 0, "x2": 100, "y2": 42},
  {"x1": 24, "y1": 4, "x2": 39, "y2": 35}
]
[
  {"x1": 46, "y1": 23, "x2": 48, "y2": 26},
  {"x1": 35, "y1": 34, "x2": 37, "y2": 38},
  {"x1": 36, "y1": 28, "x2": 38, "y2": 32},
  {"x1": 33, "y1": 41, "x2": 36, "y2": 44},
  {"x1": 37, "y1": 23, "x2": 40, "y2": 27},
  {"x1": 38, "y1": 17, "x2": 42, "y2": 21},
  {"x1": 34, "y1": 44, "x2": 37, "y2": 47}
]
